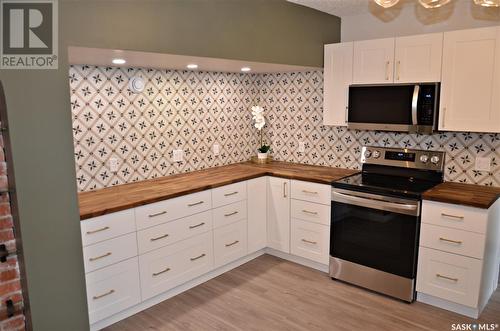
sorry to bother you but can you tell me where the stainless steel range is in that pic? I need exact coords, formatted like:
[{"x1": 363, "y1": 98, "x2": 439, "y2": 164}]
[{"x1": 329, "y1": 146, "x2": 445, "y2": 302}]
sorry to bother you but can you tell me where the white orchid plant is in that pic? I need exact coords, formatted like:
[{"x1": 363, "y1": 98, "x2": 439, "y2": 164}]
[{"x1": 251, "y1": 105, "x2": 270, "y2": 154}]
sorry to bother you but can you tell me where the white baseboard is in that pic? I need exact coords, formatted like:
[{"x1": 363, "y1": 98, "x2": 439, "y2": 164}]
[
  {"x1": 265, "y1": 248, "x2": 329, "y2": 273},
  {"x1": 417, "y1": 292, "x2": 480, "y2": 319}
]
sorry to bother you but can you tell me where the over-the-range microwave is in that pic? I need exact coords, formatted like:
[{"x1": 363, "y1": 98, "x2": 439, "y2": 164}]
[{"x1": 347, "y1": 83, "x2": 440, "y2": 134}]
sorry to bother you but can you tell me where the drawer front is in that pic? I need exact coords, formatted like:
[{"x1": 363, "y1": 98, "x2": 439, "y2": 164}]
[
  {"x1": 291, "y1": 199, "x2": 330, "y2": 226},
  {"x1": 422, "y1": 200, "x2": 487, "y2": 234},
  {"x1": 290, "y1": 218, "x2": 330, "y2": 265},
  {"x1": 212, "y1": 181, "x2": 247, "y2": 208},
  {"x1": 420, "y1": 223, "x2": 485, "y2": 259},
  {"x1": 213, "y1": 220, "x2": 248, "y2": 268},
  {"x1": 85, "y1": 257, "x2": 141, "y2": 324},
  {"x1": 213, "y1": 200, "x2": 247, "y2": 229},
  {"x1": 83, "y1": 232, "x2": 138, "y2": 273},
  {"x1": 291, "y1": 180, "x2": 331, "y2": 205},
  {"x1": 416, "y1": 247, "x2": 482, "y2": 308},
  {"x1": 81, "y1": 209, "x2": 136, "y2": 247},
  {"x1": 139, "y1": 231, "x2": 213, "y2": 301},
  {"x1": 137, "y1": 210, "x2": 213, "y2": 254},
  {"x1": 135, "y1": 190, "x2": 212, "y2": 230}
]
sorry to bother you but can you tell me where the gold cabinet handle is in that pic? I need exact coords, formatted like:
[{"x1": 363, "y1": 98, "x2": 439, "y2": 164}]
[
  {"x1": 225, "y1": 240, "x2": 239, "y2": 247},
  {"x1": 441, "y1": 213, "x2": 464, "y2": 220},
  {"x1": 224, "y1": 191, "x2": 238, "y2": 197},
  {"x1": 150, "y1": 233, "x2": 169, "y2": 242},
  {"x1": 224, "y1": 211, "x2": 238, "y2": 217},
  {"x1": 436, "y1": 273, "x2": 458, "y2": 282},
  {"x1": 86, "y1": 226, "x2": 110, "y2": 235},
  {"x1": 385, "y1": 61, "x2": 390, "y2": 81},
  {"x1": 301, "y1": 239, "x2": 317, "y2": 245},
  {"x1": 441, "y1": 107, "x2": 446, "y2": 128},
  {"x1": 188, "y1": 201, "x2": 204, "y2": 207},
  {"x1": 93, "y1": 289, "x2": 115, "y2": 300},
  {"x1": 189, "y1": 222, "x2": 205, "y2": 229},
  {"x1": 89, "y1": 252, "x2": 112, "y2": 262},
  {"x1": 302, "y1": 190, "x2": 318, "y2": 195},
  {"x1": 153, "y1": 267, "x2": 171, "y2": 277},
  {"x1": 190, "y1": 253, "x2": 206, "y2": 261},
  {"x1": 439, "y1": 237, "x2": 462, "y2": 245},
  {"x1": 396, "y1": 60, "x2": 401, "y2": 81},
  {"x1": 302, "y1": 209, "x2": 318, "y2": 215},
  {"x1": 149, "y1": 211, "x2": 167, "y2": 218},
  {"x1": 283, "y1": 182, "x2": 287, "y2": 198}
]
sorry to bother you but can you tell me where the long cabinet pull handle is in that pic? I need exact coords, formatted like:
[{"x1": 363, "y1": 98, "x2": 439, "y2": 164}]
[
  {"x1": 224, "y1": 211, "x2": 238, "y2": 217},
  {"x1": 89, "y1": 252, "x2": 112, "y2": 262},
  {"x1": 436, "y1": 273, "x2": 458, "y2": 282},
  {"x1": 150, "y1": 234, "x2": 169, "y2": 242},
  {"x1": 189, "y1": 222, "x2": 205, "y2": 229},
  {"x1": 439, "y1": 237, "x2": 462, "y2": 245},
  {"x1": 385, "y1": 61, "x2": 390, "y2": 81},
  {"x1": 153, "y1": 267, "x2": 171, "y2": 277},
  {"x1": 188, "y1": 201, "x2": 204, "y2": 207},
  {"x1": 301, "y1": 239, "x2": 317, "y2": 245},
  {"x1": 224, "y1": 191, "x2": 238, "y2": 197},
  {"x1": 396, "y1": 60, "x2": 401, "y2": 81},
  {"x1": 190, "y1": 253, "x2": 206, "y2": 261},
  {"x1": 283, "y1": 182, "x2": 287, "y2": 198},
  {"x1": 93, "y1": 289, "x2": 115, "y2": 300},
  {"x1": 225, "y1": 240, "x2": 240, "y2": 247},
  {"x1": 302, "y1": 209, "x2": 318, "y2": 215},
  {"x1": 302, "y1": 190, "x2": 318, "y2": 195},
  {"x1": 86, "y1": 226, "x2": 110, "y2": 235},
  {"x1": 149, "y1": 211, "x2": 167, "y2": 218},
  {"x1": 441, "y1": 107, "x2": 446, "y2": 129},
  {"x1": 441, "y1": 213, "x2": 464, "y2": 220}
]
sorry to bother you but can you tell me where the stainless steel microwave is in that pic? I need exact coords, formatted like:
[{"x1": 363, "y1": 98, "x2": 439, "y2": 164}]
[{"x1": 347, "y1": 83, "x2": 440, "y2": 134}]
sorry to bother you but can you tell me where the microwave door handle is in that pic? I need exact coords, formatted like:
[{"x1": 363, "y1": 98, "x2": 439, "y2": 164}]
[{"x1": 411, "y1": 85, "x2": 420, "y2": 125}]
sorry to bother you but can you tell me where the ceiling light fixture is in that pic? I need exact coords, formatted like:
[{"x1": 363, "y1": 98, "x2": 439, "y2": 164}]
[
  {"x1": 112, "y1": 58, "x2": 126, "y2": 65},
  {"x1": 418, "y1": 0, "x2": 451, "y2": 8},
  {"x1": 474, "y1": 0, "x2": 500, "y2": 6},
  {"x1": 241, "y1": 67, "x2": 251, "y2": 72},
  {"x1": 373, "y1": 0, "x2": 400, "y2": 8},
  {"x1": 186, "y1": 64, "x2": 198, "y2": 69}
]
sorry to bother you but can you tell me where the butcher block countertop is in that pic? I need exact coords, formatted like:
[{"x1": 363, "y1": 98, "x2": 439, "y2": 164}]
[
  {"x1": 422, "y1": 182, "x2": 500, "y2": 209},
  {"x1": 78, "y1": 161, "x2": 358, "y2": 220}
]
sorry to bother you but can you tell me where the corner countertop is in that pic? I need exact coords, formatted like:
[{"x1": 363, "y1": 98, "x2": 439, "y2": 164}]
[
  {"x1": 78, "y1": 161, "x2": 358, "y2": 220},
  {"x1": 422, "y1": 182, "x2": 500, "y2": 209}
]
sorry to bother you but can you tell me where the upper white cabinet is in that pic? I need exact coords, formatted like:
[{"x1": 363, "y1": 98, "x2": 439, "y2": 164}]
[
  {"x1": 394, "y1": 33, "x2": 443, "y2": 83},
  {"x1": 353, "y1": 37, "x2": 395, "y2": 84},
  {"x1": 439, "y1": 27, "x2": 500, "y2": 133},
  {"x1": 267, "y1": 177, "x2": 290, "y2": 253},
  {"x1": 323, "y1": 42, "x2": 353, "y2": 126}
]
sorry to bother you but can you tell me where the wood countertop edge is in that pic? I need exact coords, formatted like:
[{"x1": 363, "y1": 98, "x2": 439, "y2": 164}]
[{"x1": 422, "y1": 193, "x2": 500, "y2": 209}]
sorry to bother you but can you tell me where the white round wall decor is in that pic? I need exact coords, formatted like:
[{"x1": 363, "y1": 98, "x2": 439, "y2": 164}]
[{"x1": 128, "y1": 76, "x2": 145, "y2": 93}]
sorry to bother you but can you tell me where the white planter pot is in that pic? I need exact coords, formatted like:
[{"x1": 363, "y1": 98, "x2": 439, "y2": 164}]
[{"x1": 257, "y1": 152, "x2": 268, "y2": 159}]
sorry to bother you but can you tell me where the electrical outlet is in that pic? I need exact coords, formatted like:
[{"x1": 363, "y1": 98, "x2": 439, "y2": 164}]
[
  {"x1": 173, "y1": 149, "x2": 184, "y2": 162},
  {"x1": 475, "y1": 156, "x2": 491, "y2": 172},
  {"x1": 109, "y1": 157, "x2": 119, "y2": 172},
  {"x1": 298, "y1": 141, "x2": 305, "y2": 153},
  {"x1": 213, "y1": 143, "x2": 220, "y2": 156}
]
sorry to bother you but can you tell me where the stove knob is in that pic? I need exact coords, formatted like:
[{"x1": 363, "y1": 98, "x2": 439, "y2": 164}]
[
  {"x1": 430, "y1": 155, "x2": 440, "y2": 164},
  {"x1": 420, "y1": 155, "x2": 429, "y2": 163},
  {"x1": 364, "y1": 150, "x2": 372, "y2": 159},
  {"x1": 372, "y1": 150, "x2": 381, "y2": 159}
]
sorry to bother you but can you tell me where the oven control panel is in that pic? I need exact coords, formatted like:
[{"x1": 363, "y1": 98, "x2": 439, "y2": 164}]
[{"x1": 361, "y1": 146, "x2": 445, "y2": 171}]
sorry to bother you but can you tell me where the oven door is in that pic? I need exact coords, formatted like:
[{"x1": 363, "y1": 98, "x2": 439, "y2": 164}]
[{"x1": 330, "y1": 188, "x2": 420, "y2": 279}]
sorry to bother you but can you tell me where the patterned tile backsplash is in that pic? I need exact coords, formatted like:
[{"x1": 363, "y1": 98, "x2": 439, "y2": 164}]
[{"x1": 70, "y1": 66, "x2": 500, "y2": 192}]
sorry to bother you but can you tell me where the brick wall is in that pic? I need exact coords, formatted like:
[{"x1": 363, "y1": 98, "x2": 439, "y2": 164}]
[{"x1": 0, "y1": 126, "x2": 25, "y2": 330}]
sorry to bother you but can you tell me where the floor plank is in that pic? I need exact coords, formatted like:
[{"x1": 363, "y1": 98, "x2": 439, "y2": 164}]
[{"x1": 104, "y1": 255, "x2": 500, "y2": 331}]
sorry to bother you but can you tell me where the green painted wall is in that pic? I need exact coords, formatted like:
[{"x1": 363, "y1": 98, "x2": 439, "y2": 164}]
[{"x1": 0, "y1": 1, "x2": 339, "y2": 330}]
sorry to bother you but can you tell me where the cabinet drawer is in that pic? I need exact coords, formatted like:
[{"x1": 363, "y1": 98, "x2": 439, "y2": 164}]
[
  {"x1": 291, "y1": 219, "x2": 330, "y2": 265},
  {"x1": 213, "y1": 200, "x2": 247, "y2": 229},
  {"x1": 416, "y1": 247, "x2": 482, "y2": 308},
  {"x1": 422, "y1": 200, "x2": 487, "y2": 234},
  {"x1": 83, "y1": 232, "x2": 138, "y2": 273},
  {"x1": 137, "y1": 210, "x2": 213, "y2": 254},
  {"x1": 212, "y1": 181, "x2": 247, "y2": 208},
  {"x1": 213, "y1": 220, "x2": 248, "y2": 268},
  {"x1": 420, "y1": 223, "x2": 485, "y2": 259},
  {"x1": 291, "y1": 180, "x2": 331, "y2": 205},
  {"x1": 135, "y1": 190, "x2": 212, "y2": 230},
  {"x1": 81, "y1": 209, "x2": 136, "y2": 247},
  {"x1": 139, "y1": 232, "x2": 213, "y2": 301},
  {"x1": 85, "y1": 257, "x2": 141, "y2": 324},
  {"x1": 291, "y1": 199, "x2": 330, "y2": 226}
]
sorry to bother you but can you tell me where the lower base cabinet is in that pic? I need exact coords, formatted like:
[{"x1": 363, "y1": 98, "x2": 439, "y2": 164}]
[
  {"x1": 214, "y1": 220, "x2": 248, "y2": 268},
  {"x1": 290, "y1": 219, "x2": 330, "y2": 265}
]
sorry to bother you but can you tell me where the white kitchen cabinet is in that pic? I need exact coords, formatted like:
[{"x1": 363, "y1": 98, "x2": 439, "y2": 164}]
[
  {"x1": 439, "y1": 26, "x2": 500, "y2": 133},
  {"x1": 394, "y1": 33, "x2": 443, "y2": 83},
  {"x1": 290, "y1": 219, "x2": 330, "y2": 265},
  {"x1": 323, "y1": 42, "x2": 353, "y2": 126},
  {"x1": 213, "y1": 220, "x2": 248, "y2": 268},
  {"x1": 247, "y1": 177, "x2": 267, "y2": 253},
  {"x1": 353, "y1": 38, "x2": 395, "y2": 84},
  {"x1": 267, "y1": 177, "x2": 290, "y2": 253}
]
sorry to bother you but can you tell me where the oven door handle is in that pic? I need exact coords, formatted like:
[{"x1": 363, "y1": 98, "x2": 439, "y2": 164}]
[{"x1": 332, "y1": 191, "x2": 419, "y2": 216}]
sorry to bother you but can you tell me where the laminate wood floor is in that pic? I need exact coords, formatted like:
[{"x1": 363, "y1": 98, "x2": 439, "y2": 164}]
[{"x1": 104, "y1": 254, "x2": 500, "y2": 331}]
